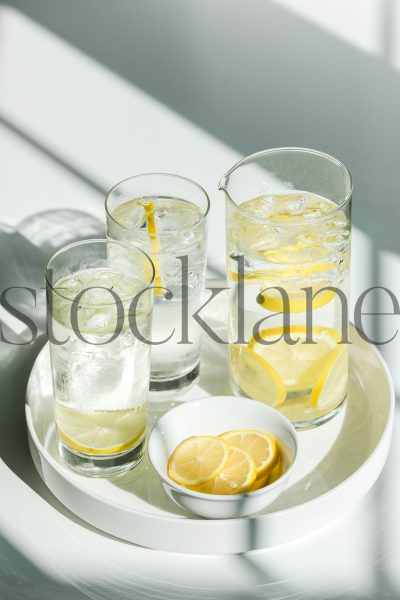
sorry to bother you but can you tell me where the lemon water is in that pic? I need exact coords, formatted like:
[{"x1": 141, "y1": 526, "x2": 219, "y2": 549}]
[
  {"x1": 227, "y1": 192, "x2": 351, "y2": 427},
  {"x1": 50, "y1": 268, "x2": 151, "y2": 465},
  {"x1": 109, "y1": 197, "x2": 207, "y2": 391}
]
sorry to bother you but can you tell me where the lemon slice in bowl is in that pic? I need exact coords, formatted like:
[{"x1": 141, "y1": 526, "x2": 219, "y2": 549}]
[
  {"x1": 311, "y1": 345, "x2": 348, "y2": 408},
  {"x1": 192, "y1": 446, "x2": 257, "y2": 495},
  {"x1": 167, "y1": 436, "x2": 229, "y2": 487},
  {"x1": 220, "y1": 430, "x2": 278, "y2": 477},
  {"x1": 249, "y1": 470, "x2": 271, "y2": 491},
  {"x1": 230, "y1": 344, "x2": 286, "y2": 407},
  {"x1": 248, "y1": 325, "x2": 340, "y2": 394}
]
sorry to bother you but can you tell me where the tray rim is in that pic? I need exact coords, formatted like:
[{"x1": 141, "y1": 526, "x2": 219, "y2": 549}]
[
  {"x1": 25, "y1": 322, "x2": 395, "y2": 552},
  {"x1": 26, "y1": 329, "x2": 395, "y2": 522}
]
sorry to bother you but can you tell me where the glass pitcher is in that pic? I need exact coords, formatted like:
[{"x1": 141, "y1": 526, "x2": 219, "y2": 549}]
[{"x1": 219, "y1": 148, "x2": 352, "y2": 429}]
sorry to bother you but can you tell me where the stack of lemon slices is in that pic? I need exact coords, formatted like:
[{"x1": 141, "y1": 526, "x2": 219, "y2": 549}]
[{"x1": 167, "y1": 430, "x2": 283, "y2": 495}]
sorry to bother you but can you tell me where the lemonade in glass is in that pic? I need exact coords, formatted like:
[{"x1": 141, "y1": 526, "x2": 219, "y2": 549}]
[
  {"x1": 106, "y1": 174, "x2": 209, "y2": 396},
  {"x1": 46, "y1": 239, "x2": 154, "y2": 475},
  {"x1": 220, "y1": 148, "x2": 352, "y2": 428}
]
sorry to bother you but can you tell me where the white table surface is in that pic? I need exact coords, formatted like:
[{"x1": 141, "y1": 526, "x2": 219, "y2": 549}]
[{"x1": 0, "y1": 7, "x2": 400, "y2": 600}]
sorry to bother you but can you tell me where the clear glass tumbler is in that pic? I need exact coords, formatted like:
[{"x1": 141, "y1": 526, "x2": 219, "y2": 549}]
[
  {"x1": 45, "y1": 239, "x2": 154, "y2": 476},
  {"x1": 220, "y1": 148, "x2": 352, "y2": 429},
  {"x1": 105, "y1": 173, "x2": 209, "y2": 396}
]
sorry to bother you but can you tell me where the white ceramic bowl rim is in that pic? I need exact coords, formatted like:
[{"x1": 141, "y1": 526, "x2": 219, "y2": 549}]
[{"x1": 147, "y1": 396, "x2": 299, "y2": 501}]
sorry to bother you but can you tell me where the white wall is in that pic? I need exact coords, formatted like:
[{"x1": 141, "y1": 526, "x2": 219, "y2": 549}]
[{"x1": 3, "y1": 0, "x2": 400, "y2": 385}]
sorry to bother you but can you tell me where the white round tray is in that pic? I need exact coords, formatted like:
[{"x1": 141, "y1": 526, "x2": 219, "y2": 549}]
[{"x1": 25, "y1": 289, "x2": 395, "y2": 554}]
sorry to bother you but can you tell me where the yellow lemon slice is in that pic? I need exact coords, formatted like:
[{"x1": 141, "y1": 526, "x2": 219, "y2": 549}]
[
  {"x1": 251, "y1": 450, "x2": 286, "y2": 491},
  {"x1": 143, "y1": 200, "x2": 163, "y2": 297},
  {"x1": 192, "y1": 446, "x2": 257, "y2": 495},
  {"x1": 248, "y1": 326, "x2": 340, "y2": 394},
  {"x1": 248, "y1": 470, "x2": 271, "y2": 491},
  {"x1": 310, "y1": 345, "x2": 348, "y2": 408},
  {"x1": 257, "y1": 287, "x2": 336, "y2": 313},
  {"x1": 220, "y1": 430, "x2": 278, "y2": 477},
  {"x1": 267, "y1": 452, "x2": 283, "y2": 484},
  {"x1": 167, "y1": 436, "x2": 229, "y2": 487},
  {"x1": 230, "y1": 344, "x2": 286, "y2": 407},
  {"x1": 56, "y1": 405, "x2": 146, "y2": 455},
  {"x1": 227, "y1": 268, "x2": 271, "y2": 284},
  {"x1": 259, "y1": 243, "x2": 327, "y2": 264},
  {"x1": 227, "y1": 261, "x2": 335, "y2": 285}
]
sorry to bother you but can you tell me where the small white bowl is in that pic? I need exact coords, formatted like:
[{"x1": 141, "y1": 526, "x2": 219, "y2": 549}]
[{"x1": 148, "y1": 396, "x2": 298, "y2": 519}]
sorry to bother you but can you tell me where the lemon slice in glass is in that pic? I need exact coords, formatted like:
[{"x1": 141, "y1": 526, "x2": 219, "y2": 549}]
[
  {"x1": 257, "y1": 286, "x2": 336, "y2": 313},
  {"x1": 227, "y1": 268, "x2": 271, "y2": 284},
  {"x1": 311, "y1": 345, "x2": 348, "y2": 408},
  {"x1": 248, "y1": 325, "x2": 340, "y2": 394},
  {"x1": 143, "y1": 200, "x2": 164, "y2": 297},
  {"x1": 56, "y1": 405, "x2": 146, "y2": 455},
  {"x1": 227, "y1": 260, "x2": 335, "y2": 287},
  {"x1": 230, "y1": 344, "x2": 286, "y2": 407}
]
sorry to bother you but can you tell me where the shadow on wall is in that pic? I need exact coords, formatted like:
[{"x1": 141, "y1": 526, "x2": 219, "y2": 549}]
[
  {"x1": 5, "y1": 0, "x2": 400, "y2": 366},
  {"x1": 5, "y1": 0, "x2": 399, "y2": 253}
]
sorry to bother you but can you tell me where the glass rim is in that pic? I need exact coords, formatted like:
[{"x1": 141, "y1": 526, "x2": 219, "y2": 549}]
[
  {"x1": 45, "y1": 238, "x2": 155, "y2": 304},
  {"x1": 219, "y1": 147, "x2": 353, "y2": 226},
  {"x1": 105, "y1": 172, "x2": 211, "y2": 236}
]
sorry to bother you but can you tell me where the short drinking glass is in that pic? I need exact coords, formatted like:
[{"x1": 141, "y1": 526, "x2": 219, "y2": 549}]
[{"x1": 45, "y1": 239, "x2": 154, "y2": 476}]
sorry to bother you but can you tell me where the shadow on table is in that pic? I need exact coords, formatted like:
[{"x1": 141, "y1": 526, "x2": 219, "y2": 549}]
[
  {"x1": 0, "y1": 210, "x2": 131, "y2": 598},
  {"x1": 0, "y1": 210, "x2": 107, "y2": 518},
  {"x1": 0, "y1": 535, "x2": 90, "y2": 600},
  {"x1": 1, "y1": 209, "x2": 399, "y2": 600}
]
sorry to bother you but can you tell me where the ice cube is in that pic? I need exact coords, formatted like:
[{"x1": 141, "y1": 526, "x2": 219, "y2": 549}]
[
  {"x1": 115, "y1": 200, "x2": 146, "y2": 229},
  {"x1": 54, "y1": 274, "x2": 81, "y2": 299},
  {"x1": 285, "y1": 196, "x2": 306, "y2": 213}
]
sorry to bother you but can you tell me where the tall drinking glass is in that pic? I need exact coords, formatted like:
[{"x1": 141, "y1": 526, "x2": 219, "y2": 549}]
[
  {"x1": 105, "y1": 174, "x2": 209, "y2": 396},
  {"x1": 220, "y1": 148, "x2": 352, "y2": 429},
  {"x1": 45, "y1": 239, "x2": 154, "y2": 476}
]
